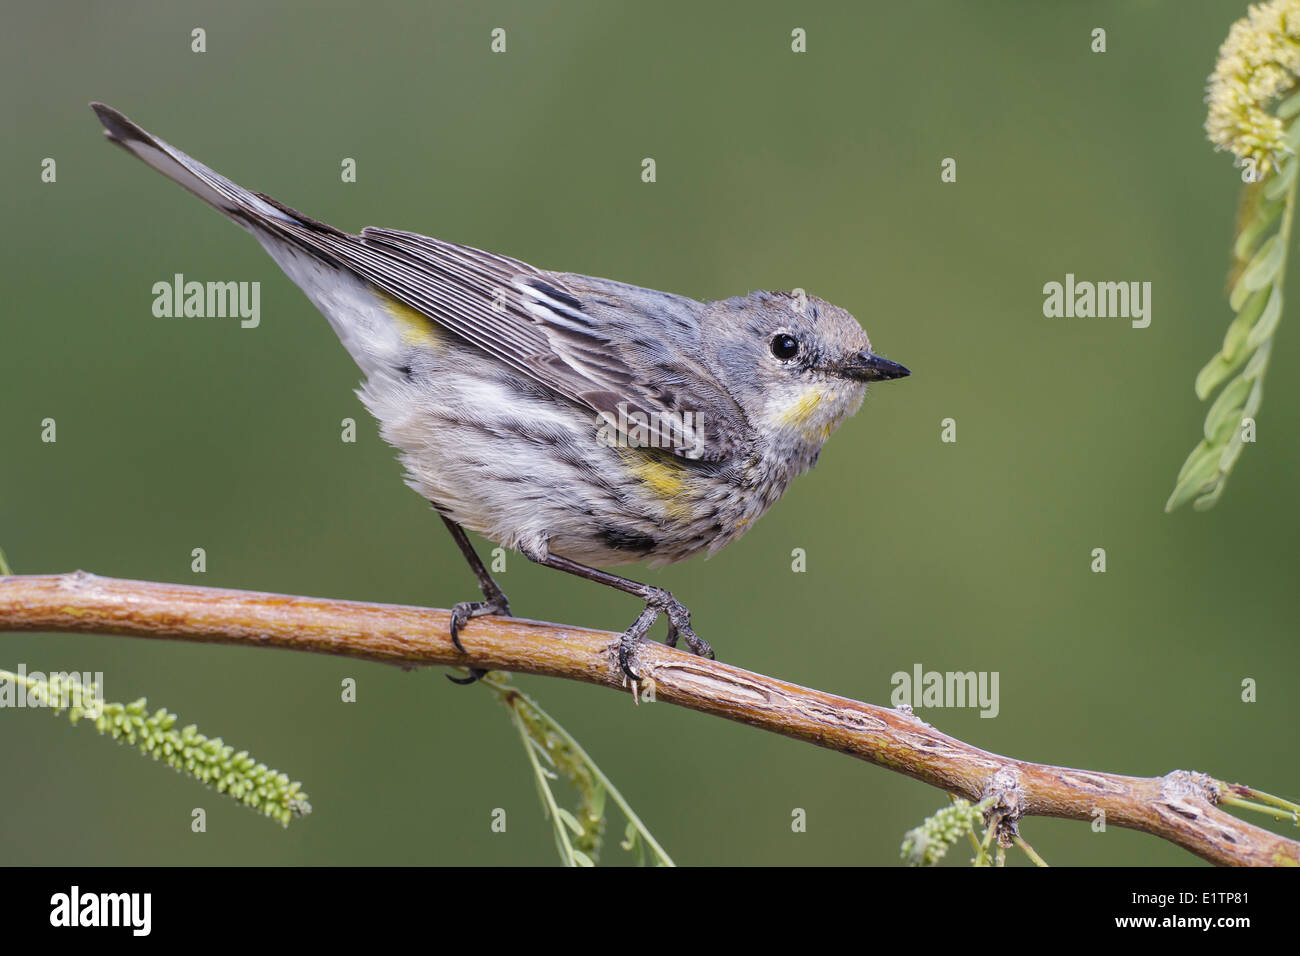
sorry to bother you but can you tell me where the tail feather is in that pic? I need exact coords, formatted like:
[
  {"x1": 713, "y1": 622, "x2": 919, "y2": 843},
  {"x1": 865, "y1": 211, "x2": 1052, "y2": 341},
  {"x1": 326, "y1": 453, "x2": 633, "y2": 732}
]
[
  {"x1": 90, "y1": 102, "x2": 307, "y2": 232},
  {"x1": 90, "y1": 102, "x2": 405, "y2": 374}
]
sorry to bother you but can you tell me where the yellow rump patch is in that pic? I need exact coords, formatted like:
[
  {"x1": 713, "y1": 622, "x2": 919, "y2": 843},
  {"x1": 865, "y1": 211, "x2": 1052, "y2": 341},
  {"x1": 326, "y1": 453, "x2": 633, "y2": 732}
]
[{"x1": 380, "y1": 293, "x2": 444, "y2": 349}]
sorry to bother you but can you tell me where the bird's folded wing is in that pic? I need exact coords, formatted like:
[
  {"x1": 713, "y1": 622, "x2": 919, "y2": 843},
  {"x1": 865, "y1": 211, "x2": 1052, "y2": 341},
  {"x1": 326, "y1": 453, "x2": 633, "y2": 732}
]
[{"x1": 271, "y1": 220, "x2": 746, "y2": 462}]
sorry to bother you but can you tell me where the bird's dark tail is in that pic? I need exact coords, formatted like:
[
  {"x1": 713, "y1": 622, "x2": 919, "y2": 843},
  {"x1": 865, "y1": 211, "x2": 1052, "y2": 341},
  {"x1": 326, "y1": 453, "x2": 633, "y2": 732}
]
[{"x1": 89, "y1": 102, "x2": 337, "y2": 236}]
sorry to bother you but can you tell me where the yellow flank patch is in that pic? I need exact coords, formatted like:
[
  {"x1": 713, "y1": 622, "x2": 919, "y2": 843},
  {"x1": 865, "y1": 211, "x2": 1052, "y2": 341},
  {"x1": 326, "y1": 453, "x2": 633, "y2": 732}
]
[
  {"x1": 381, "y1": 293, "x2": 444, "y2": 349},
  {"x1": 621, "y1": 451, "x2": 692, "y2": 518}
]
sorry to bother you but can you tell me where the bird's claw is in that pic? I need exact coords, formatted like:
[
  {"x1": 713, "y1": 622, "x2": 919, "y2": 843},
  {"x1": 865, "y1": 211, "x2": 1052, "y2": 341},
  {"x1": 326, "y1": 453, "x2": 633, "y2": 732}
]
[
  {"x1": 448, "y1": 601, "x2": 479, "y2": 654},
  {"x1": 447, "y1": 667, "x2": 488, "y2": 685},
  {"x1": 618, "y1": 590, "x2": 712, "y2": 682},
  {"x1": 446, "y1": 596, "x2": 511, "y2": 686}
]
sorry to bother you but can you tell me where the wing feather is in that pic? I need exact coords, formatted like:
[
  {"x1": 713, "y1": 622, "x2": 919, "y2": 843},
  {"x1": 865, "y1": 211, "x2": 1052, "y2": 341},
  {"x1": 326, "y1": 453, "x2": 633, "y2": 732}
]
[{"x1": 263, "y1": 223, "x2": 745, "y2": 461}]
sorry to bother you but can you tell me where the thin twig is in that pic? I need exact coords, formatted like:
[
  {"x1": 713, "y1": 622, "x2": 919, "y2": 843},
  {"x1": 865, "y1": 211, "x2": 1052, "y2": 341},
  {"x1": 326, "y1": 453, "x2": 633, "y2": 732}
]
[
  {"x1": 1, "y1": 571, "x2": 1296, "y2": 867},
  {"x1": 1013, "y1": 834, "x2": 1049, "y2": 867}
]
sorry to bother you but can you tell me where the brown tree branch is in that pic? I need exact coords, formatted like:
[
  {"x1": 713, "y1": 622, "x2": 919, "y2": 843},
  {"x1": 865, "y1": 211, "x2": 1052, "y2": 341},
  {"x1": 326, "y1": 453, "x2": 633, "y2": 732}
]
[{"x1": 1, "y1": 571, "x2": 1295, "y2": 866}]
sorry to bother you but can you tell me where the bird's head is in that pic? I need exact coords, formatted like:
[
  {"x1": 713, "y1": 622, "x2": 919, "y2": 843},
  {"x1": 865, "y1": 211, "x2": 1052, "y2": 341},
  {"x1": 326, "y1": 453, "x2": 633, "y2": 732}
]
[{"x1": 704, "y1": 290, "x2": 909, "y2": 468}]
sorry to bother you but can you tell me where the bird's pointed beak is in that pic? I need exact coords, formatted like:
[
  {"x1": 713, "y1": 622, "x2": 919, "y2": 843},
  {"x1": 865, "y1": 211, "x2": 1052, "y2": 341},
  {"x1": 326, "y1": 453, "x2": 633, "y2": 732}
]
[{"x1": 842, "y1": 351, "x2": 911, "y2": 382}]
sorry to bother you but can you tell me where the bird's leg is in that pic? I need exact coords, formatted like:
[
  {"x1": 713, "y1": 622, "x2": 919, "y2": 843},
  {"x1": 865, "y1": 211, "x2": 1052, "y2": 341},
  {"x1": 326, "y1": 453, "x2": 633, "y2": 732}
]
[
  {"x1": 519, "y1": 548, "x2": 712, "y2": 681},
  {"x1": 435, "y1": 509, "x2": 512, "y2": 685}
]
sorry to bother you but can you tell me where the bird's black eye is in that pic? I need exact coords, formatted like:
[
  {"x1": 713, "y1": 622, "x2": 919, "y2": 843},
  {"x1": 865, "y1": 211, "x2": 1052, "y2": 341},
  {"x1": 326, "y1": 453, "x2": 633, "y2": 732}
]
[{"x1": 770, "y1": 333, "x2": 800, "y2": 360}]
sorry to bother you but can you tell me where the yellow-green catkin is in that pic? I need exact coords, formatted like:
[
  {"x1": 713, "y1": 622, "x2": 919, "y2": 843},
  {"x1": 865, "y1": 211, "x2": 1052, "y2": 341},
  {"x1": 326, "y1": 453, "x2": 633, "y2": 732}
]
[{"x1": 1206, "y1": 0, "x2": 1300, "y2": 176}]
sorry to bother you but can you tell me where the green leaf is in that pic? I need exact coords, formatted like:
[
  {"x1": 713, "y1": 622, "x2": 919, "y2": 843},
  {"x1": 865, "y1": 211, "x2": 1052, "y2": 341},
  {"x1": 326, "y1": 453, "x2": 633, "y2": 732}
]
[
  {"x1": 1242, "y1": 377, "x2": 1264, "y2": 419},
  {"x1": 1204, "y1": 375, "x2": 1253, "y2": 442},
  {"x1": 1204, "y1": 412, "x2": 1239, "y2": 447},
  {"x1": 1186, "y1": 131, "x2": 1290, "y2": 511},
  {"x1": 1218, "y1": 430, "x2": 1247, "y2": 473},
  {"x1": 1241, "y1": 235, "x2": 1284, "y2": 294},
  {"x1": 1233, "y1": 198, "x2": 1283, "y2": 262},
  {"x1": 1245, "y1": 286, "x2": 1283, "y2": 349},
  {"x1": 555, "y1": 807, "x2": 585, "y2": 838},
  {"x1": 1243, "y1": 339, "x2": 1273, "y2": 381},
  {"x1": 620, "y1": 820, "x2": 639, "y2": 852},
  {"x1": 486, "y1": 674, "x2": 674, "y2": 866},
  {"x1": 1195, "y1": 350, "x2": 1246, "y2": 400},
  {"x1": 1174, "y1": 439, "x2": 1212, "y2": 484},
  {"x1": 588, "y1": 782, "x2": 607, "y2": 822},
  {"x1": 1221, "y1": 286, "x2": 1271, "y2": 361},
  {"x1": 1193, "y1": 481, "x2": 1227, "y2": 511},
  {"x1": 1166, "y1": 445, "x2": 1220, "y2": 512}
]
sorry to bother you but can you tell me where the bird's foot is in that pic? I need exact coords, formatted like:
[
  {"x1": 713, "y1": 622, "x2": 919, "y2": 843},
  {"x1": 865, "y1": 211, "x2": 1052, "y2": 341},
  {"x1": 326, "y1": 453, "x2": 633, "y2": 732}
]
[
  {"x1": 446, "y1": 594, "x2": 512, "y2": 686},
  {"x1": 618, "y1": 589, "x2": 713, "y2": 682}
]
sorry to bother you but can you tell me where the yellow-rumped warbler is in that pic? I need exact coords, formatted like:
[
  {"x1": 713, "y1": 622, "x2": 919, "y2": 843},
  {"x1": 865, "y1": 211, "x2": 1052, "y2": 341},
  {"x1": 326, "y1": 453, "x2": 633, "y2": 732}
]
[{"x1": 91, "y1": 103, "x2": 909, "y2": 681}]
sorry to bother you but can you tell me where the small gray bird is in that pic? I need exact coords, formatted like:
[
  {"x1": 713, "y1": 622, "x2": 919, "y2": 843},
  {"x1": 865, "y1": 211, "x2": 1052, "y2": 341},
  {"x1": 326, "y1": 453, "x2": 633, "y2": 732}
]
[{"x1": 91, "y1": 103, "x2": 909, "y2": 682}]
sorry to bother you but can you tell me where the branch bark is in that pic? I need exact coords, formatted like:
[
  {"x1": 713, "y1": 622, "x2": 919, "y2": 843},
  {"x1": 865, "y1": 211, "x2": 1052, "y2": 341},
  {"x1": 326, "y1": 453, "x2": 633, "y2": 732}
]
[{"x1": 2, "y1": 571, "x2": 1294, "y2": 866}]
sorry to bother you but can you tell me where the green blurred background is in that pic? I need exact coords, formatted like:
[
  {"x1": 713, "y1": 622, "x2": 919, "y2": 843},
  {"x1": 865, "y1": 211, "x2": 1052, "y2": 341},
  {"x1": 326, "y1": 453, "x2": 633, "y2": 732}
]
[{"x1": 2, "y1": 1, "x2": 1296, "y2": 866}]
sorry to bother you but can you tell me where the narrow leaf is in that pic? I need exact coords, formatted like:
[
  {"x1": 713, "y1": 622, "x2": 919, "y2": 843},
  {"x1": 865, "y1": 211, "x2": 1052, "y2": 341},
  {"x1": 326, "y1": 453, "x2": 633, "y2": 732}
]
[
  {"x1": 1175, "y1": 439, "x2": 1213, "y2": 484},
  {"x1": 1166, "y1": 447, "x2": 1220, "y2": 512},
  {"x1": 1204, "y1": 375, "x2": 1253, "y2": 441},
  {"x1": 1241, "y1": 235, "x2": 1283, "y2": 293},
  {"x1": 1221, "y1": 286, "x2": 1271, "y2": 361},
  {"x1": 1193, "y1": 480, "x2": 1227, "y2": 511},
  {"x1": 555, "y1": 807, "x2": 585, "y2": 838},
  {"x1": 1243, "y1": 339, "x2": 1273, "y2": 381},
  {"x1": 1242, "y1": 377, "x2": 1264, "y2": 419},
  {"x1": 1195, "y1": 351, "x2": 1246, "y2": 400},
  {"x1": 1218, "y1": 430, "x2": 1247, "y2": 473},
  {"x1": 1245, "y1": 286, "x2": 1283, "y2": 349},
  {"x1": 1233, "y1": 198, "x2": 1283, "y2": 262}
]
